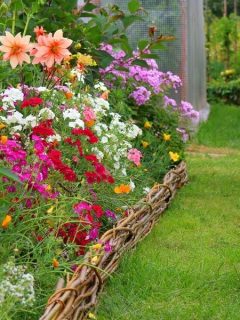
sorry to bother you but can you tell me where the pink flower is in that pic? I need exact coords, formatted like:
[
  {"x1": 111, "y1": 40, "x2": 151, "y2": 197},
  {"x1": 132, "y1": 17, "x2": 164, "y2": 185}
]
[
  {"x1": 34, "y1": 26, "x2": 46, "y2": 38},
  {"x1": 127, "y1": 148, "x2": 142, "y2": 166},
  {"x1": 0, "y1": 32, "x2": 32, "y2": 68},
  {"x1": 83, "y1": 106, "x2": 96, "y2": 122},
  {"x1": 32, "y1": 30, "x2": 72, "y2": 67}
]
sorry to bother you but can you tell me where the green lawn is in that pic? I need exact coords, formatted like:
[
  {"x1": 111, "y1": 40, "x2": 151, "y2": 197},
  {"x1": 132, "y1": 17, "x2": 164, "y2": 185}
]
[
  {"x1": 196, "y1": 102, "x2": 240, "y2": 149},
  {"x1": 96, "y1": 103, "x2": 240, "y2": 320}
]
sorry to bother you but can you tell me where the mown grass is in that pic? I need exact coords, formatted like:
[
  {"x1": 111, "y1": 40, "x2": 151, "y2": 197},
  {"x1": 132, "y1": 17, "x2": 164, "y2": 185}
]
[
  {"x1": 196, "y1": 102, "x2": 240, "y2": 149},
  {"x1": 96, "y1": 104, "x2": 240, "y2": 319}
]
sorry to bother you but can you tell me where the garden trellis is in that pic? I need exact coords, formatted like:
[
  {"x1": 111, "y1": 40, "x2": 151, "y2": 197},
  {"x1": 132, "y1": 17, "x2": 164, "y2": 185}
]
[{"x1": 101, "y1": 0, "x2": 209, "y2": 120}]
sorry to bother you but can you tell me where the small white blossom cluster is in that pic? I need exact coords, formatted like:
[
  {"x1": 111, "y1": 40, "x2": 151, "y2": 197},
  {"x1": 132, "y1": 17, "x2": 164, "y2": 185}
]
[
  {"x1": 62, "y1": 108, "x2": 85, "y2": 128},
  {"x1": 92, "y1": 112, "x2": 142, "y2": 174},
  {"x1": 0, "y1": 87, "x2": 57, "y2": 134},
  {"x1": 0, "y1": 259, "x2": 35, "y2": 306}
]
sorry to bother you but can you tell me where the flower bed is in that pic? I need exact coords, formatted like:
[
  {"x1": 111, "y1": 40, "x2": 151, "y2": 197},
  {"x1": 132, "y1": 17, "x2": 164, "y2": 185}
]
[
  {"x1": 0, "y1": 2, "x2": 199, "y2": 319},
  {"x1": 40, "y1": 161, "x2": 187, "y2": 320}
]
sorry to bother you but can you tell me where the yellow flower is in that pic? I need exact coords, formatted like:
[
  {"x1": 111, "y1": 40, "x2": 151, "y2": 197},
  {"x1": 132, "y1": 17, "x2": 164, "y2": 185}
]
[
  {"x1": 141, "y1": 140, "x2": 150, "y2": 148},
  {"x1": 45, "y1": 185, "x2": 52, "y2": 192},
  {"x1": 47, "y1": 206, "x2": 54, "y2": 214},
  {"x1": 74, "y1": 43, "x2": 82, "y2": 50},
  {"x1": 114, "y1": 184, "x2": 131, "y2": 194},
  {"x1": 0, "y1": 123, "x2": 6, "y2": 130},
  {"x1": 77, "y1": 53, "x2": 97, "y2": 67},
  {"x1": 52, "y1": 258, "x2": 59, "y2": 268},
  {"x1": 92, "y1": 243, "x2": 102, "y2": 251},
  {"x1": 88, "y1": 312, "x2": 97, "y2": 319},
  {"x1": 91, "y1": 256, "x2": 99, "y2": 265},
  {"x1": 0, "y1": 135, "x2": 8, "y2": 144},
  {"x1": 163, "y1": 133, "x2": 171, "y2": 141},
  {"x1": 1, "y1": 215, "x2": 12, "y2": 229},
  {"x1": 169, "y1": 151, "x2": 180, "y2": 162},
  {"x1": 144, "y1": 121, "x2": 152, "y2": 129}
]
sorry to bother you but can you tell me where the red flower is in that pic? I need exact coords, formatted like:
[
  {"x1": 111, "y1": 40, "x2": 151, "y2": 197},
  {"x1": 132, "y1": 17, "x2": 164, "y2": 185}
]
[
  {"x1": 71, "y1": 128, "x2": 98, "y2": 144},
  {"x1": 21, "y1": 97, "x2": 43, "y2": 109},
  {"x1": 32, "y1": 121, "x2": 55, "y2": 137},
  {"x1": 48, "y1": 149, "x2": 77, "y2": 182},
  {"x1": 92, "y1": 204, "x2": 104, "y2": 218}
]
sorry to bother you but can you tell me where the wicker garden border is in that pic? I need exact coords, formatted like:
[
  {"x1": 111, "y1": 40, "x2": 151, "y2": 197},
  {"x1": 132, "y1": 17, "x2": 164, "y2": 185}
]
[{"x1": 40, "y1": 161, "x2": 188, "y2": 320}]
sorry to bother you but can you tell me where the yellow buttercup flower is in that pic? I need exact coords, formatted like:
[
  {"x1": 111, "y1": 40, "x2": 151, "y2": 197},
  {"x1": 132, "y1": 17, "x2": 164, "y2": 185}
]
[
  {"x1": 144, "y1": 121, "x2": 152, "y2": 129},
  {"x1": 2, "y1": 215, "x2": 12, "y2": 229},
  {"x1": 141, "y1": 140, "x2": 150, "y2": 148},
  {"x1": 0, "y1": 123, "x2": 6, "y2": 130},
  {"x1": 88, "y1": 312, "x2": 97, "y2": 319},
  {"x1": 91, "y1": 256, "x2": 99, "y2": 265},
  {"x1": 169, "y1": 151, "x2": 180, "y2": 162},
  {"x1": 163, "y1": 133, "x2": 171, "y2": 141},
  {"x1": 47, "y1": 206, "x2": 54, "y2": 214},
  {"x1": 92, "y1": 243, "x2": 102, "y2": 251}
]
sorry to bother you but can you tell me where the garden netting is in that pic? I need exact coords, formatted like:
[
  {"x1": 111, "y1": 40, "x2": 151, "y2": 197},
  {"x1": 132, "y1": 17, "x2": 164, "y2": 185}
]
[{"x1": 101, "y1": 0, "x2": 209, "y2": 120}]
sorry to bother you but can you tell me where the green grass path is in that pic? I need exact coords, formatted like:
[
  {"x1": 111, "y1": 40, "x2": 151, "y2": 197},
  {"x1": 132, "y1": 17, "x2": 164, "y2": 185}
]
[{"x1": 97, "y1": 104, "x2": 240, "y2": 320}]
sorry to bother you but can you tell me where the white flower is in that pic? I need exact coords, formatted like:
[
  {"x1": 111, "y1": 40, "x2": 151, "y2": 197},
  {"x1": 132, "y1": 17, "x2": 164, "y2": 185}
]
[
  {"x1": 2, "y1": 88, "x2": 24, "y2": 102},
  {"x1": 122, "y1": 168, "x2": 127, "y2": 176},
  {"x1": 63, "y1": 108, "x2": 81, "y2": 120},
  {"x1": 10, "y1": 125, "x2": 22, "y2": 133},
  {"x1": 1, "y1": 111, "x2": 25, "y2": 125},
  {"x1": 38, "y1": 108, "x2": 55, "y2": 120},
  {"x1": 114, "y1": 162, "x2": 120, "y2": 170},
  {"x1": 101, "y1": 136, "x2": 108, "y2": 144},
  {"x1": 130, "y1": 179, "x2": 135, "y2": 191},
  {"x1": 94, "y1": 82, "x2": 107, "y2": 91},
  {"x1": 24, "y1": 115, "x2": 37, "y2": 128},
  {"x1": 71, "y1": 69, "x2": 85, "y2": 83},
  {"x1": 36, "y1": 86, "x2": 47, "y2": 92},
  {"x1": 69, "y1": 119, "x2": 84, "y2": 128},
  {"x1": 143, "y1": 187, "x2": 151, "y2": 194},
  {"x1": 47, "y1": 134, "x2": 62, "y2": 142}
]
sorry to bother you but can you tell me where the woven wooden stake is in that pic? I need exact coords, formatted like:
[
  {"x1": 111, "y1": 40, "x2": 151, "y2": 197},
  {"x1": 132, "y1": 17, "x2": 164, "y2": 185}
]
[{"x1": 40, "y1": 161, "x2": 188, "y2": 320}]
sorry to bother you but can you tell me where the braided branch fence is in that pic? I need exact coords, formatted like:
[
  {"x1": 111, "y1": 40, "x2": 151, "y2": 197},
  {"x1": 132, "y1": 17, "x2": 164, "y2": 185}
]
[{"x1": 40, "y1": 161, "x2": 188, "y2": 320}]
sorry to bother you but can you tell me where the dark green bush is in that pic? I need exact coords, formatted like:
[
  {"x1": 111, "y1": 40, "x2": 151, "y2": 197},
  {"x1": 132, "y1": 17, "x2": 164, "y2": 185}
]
[{"x1": 207, "y1": 79, "x2": 240, "y2": 105}]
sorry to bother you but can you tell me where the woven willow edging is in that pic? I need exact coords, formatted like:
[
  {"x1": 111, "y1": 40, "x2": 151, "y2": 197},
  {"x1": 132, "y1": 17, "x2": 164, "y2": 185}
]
[{"x1": 40, "y1": 161, "x2": 188, "y2": 320}]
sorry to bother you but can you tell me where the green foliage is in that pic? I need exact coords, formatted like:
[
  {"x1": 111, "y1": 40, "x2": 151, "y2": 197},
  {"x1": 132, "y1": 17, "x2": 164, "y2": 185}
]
[{"x1": 207, "y1": 78, "x2": 240, "y2": 105}]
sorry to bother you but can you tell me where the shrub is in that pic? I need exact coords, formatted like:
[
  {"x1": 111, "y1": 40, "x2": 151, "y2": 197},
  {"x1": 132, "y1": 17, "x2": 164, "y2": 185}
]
[{"x1": 208, "y1": 79, "x2": 240, "y2": 105}]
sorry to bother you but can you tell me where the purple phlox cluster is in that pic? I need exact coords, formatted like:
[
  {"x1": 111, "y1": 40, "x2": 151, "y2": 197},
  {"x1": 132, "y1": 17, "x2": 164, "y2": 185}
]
[
  {"x1": 164, "y1": 95, "x2": 177, "y2": 108},
  {"x1": 100, "y1": 43, "x2": 183, "y2": 106},
  {"x1": 179, "y1": 101, "x2": 200, "y2": 121},
  {"x1": 129, "y1": 86, "x2": 151, "y2": 106}
]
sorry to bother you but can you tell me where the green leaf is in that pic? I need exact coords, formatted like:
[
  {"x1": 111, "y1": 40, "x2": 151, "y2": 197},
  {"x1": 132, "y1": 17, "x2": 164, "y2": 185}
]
[
  {"x1": 150, "y1": 42, "x2": 165, "y2": 50},
  {"x1": 0, "y1": 167, "x2": 22, "y2": 183},
  {"x1": 128, "y1": 0, "x2": 140, "y2": 13},
  {"x1": 141, "y1": 53, "x2": 159, "y2": 59},
  {"x1": 95, "y1": 50, "x2": 115, "y2": 68},
  {"x1": 132, "y1": 59, "x2": 149, "y2": 68},
  {"x1": 122, "y1": 15, "x2": 143, "y2": 29},
  {"x1": 83, "y1": 3, "x2": 97, "y2": 12},
  {"x1": 138, "y1": 39, "x2": 149, "y2": 50}
]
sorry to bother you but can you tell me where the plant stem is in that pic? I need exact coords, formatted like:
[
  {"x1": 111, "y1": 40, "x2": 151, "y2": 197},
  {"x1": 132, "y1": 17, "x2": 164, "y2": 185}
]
[
  {"x1": 11, "y1": 10, "x2": 16, "y2": 34},
  {"x1": 23, "y1": 14, "x2": 31, "y2": 36}
]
